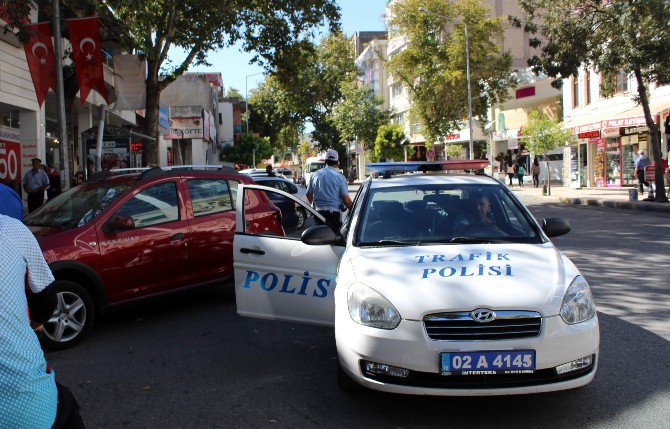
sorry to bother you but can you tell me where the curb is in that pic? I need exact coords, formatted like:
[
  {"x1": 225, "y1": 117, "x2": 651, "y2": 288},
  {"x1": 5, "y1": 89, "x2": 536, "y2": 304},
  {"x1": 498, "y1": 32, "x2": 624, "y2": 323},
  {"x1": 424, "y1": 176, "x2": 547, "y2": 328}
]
[{"x1": 557, "y1": 197, "x2": 670, "y2": 213}]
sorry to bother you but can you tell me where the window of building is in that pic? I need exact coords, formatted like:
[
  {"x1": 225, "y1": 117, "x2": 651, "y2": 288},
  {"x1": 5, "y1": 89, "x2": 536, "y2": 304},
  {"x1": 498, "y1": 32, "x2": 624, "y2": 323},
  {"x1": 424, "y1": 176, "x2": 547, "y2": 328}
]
[
  {"x1": 615, "y1": 70, "x2": 629, "y2": 93},
  {"x1": 585, "y1": 71, "x2": 591, "y2": 105},
  {"x1": 392, "y1": 113, "x2": 404, "y2": 125},
  {"x1": 572, "y1": 76, "x2": 580, "y2": 109},
  {"x1": 391, "y1": 82, "x2": 403, "y2": 98},
  {"x1": 218, "y1": 113, "x2": 222, "y2": 125}
]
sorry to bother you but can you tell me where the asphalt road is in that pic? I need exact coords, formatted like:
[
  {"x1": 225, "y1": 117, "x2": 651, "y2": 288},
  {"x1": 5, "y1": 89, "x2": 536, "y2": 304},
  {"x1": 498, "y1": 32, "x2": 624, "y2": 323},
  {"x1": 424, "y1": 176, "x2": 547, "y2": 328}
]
[{"x1": 46, "y1": 201, "x2": 670, "y2": 428}]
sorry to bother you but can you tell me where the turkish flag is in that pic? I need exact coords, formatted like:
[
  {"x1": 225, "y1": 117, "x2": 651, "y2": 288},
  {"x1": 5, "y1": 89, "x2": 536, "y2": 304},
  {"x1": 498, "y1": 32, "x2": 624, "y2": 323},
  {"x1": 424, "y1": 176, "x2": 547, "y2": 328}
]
[
  {"x1": 68, "y1": 17, "x2": 109, "y2": 105},
  {"x1": 22, "y1": 22, "x2": 56, "y2": 107}
]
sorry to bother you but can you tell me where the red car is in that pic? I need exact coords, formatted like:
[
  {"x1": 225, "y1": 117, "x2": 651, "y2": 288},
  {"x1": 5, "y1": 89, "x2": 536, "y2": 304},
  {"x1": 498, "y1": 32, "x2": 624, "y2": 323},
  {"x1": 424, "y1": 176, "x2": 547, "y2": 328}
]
[{"x1": 24, "y1": 166, "x2": 284, "y2": 349}]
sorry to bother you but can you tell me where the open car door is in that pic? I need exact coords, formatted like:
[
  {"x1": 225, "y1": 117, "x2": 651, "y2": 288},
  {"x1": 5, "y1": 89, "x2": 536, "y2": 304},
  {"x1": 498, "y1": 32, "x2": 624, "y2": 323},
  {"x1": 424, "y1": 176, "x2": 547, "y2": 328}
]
[{"x1": 234, "y1": 184, "x2": 344, "y2": 326}]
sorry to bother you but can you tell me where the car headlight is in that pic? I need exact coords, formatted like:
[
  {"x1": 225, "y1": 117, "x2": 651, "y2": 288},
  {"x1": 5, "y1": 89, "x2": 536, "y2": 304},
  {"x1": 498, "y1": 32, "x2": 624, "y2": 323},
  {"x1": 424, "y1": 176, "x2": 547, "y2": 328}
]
[
  {"x1": 347, "y1": 283, "x2": 401, "y2": 329},
  {"x1": 560, "y1": 276, "x2": 596, "y2": 324}
]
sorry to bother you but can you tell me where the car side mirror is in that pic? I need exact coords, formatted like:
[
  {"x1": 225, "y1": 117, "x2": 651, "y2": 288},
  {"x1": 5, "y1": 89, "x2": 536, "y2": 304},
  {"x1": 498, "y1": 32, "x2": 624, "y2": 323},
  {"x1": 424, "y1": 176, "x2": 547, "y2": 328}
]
[
  {"x1": 542, "y1": 217, "x2": 571, "y2": 237},
  {"x1": 103, "y1": 215, "x2": 135, "y2": 234},
  {"x1": 301, "y1": 225, "x2": 341, "y2": 245}
]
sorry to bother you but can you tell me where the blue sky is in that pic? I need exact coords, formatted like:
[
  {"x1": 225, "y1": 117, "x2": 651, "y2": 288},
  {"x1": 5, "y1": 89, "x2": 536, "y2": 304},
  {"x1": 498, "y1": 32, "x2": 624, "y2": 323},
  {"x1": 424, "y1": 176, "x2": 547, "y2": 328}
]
[{"x1": 170, "y1": 0, "x2": 388, "y2": 97}]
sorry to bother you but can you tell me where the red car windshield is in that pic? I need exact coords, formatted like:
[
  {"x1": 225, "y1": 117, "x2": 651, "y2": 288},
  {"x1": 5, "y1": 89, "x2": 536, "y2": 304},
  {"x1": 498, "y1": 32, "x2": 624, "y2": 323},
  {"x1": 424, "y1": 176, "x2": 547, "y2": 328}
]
[{"x1": 24, "y1": 178, "x2": 134, "y2": 229}]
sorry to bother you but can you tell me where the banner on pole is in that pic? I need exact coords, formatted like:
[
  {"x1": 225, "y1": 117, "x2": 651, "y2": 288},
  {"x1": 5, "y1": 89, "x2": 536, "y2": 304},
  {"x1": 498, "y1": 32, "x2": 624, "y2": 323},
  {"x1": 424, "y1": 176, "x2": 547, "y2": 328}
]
[{"x1": 68, "y1": 17, "x2": 109, "y2": 105}]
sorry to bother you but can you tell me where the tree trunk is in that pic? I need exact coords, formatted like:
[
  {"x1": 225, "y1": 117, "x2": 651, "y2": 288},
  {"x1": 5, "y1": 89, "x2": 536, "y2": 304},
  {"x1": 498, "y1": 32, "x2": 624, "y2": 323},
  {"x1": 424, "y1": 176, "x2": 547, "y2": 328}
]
[
  {"x1": 143, "y1": 75, "x2": 161, "y2": 166},
  {"x1": 633, "y1": 69, "x2": 668, "y2": 202},
  {"x1": 545, "y1": 157, "x2": 551, "y2": 195}
]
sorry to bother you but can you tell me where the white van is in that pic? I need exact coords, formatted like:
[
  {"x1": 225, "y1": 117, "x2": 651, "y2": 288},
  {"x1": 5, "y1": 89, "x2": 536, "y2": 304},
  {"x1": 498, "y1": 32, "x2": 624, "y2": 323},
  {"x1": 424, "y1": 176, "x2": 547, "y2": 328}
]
[{"x1": 303, "y1": 156, "x2": 325, "y2": 186}]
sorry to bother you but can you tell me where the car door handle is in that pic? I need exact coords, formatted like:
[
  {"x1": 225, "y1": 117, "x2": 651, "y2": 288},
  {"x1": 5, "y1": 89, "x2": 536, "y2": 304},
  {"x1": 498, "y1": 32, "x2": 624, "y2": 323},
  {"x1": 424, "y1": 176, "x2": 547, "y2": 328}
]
[
  {"x1": 171, "y1": 233, "x2": 185, "y2": 241},
  {"x1": 240, "y1": 248, "x2": 265, "y2": 255}
]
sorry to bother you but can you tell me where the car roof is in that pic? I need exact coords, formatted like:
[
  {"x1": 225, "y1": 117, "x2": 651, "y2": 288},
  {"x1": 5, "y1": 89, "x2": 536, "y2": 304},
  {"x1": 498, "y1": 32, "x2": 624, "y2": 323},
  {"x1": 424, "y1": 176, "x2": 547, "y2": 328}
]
[
  {"x1": 86, "y1": 165, "x2": 251, "y2": 184},
  {"x1": 250, "y1": 175, "x2": 289, "y2": 182},
  {"x1": 368, "y1": 173, "x2": 499, "y2": 189}
]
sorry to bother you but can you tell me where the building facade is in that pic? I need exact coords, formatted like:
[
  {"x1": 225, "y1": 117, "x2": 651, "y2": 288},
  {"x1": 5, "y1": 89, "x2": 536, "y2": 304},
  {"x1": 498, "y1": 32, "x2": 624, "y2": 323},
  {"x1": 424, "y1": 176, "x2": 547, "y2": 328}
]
[{"x1": 563, "y1": 69, "x2": 670, "y2": 188}]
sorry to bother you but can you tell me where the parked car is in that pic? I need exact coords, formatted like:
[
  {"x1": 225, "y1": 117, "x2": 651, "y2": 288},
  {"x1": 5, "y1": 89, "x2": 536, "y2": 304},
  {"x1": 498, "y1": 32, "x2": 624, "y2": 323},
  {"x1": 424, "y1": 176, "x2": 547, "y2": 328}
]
[
  {"x1": 23, "y1": 165, "x2": 285, "y2": 349},
  {"x1": 233, "y1": 160, "x2": 599, "y2": 396},
  {"x1": 248, "y1": 175, "x2": 310, "y2": 229}
]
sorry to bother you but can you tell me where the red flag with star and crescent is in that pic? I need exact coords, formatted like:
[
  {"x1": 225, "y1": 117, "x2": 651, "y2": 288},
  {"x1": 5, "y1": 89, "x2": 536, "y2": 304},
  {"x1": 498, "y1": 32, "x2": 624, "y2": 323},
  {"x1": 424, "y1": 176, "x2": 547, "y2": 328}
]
[
  {"x1": 22, "y1": 22, "x2": 57, "y2": 107},
  {"x1": 67, "y1": 17, "x2": 109, "y2": 105}
]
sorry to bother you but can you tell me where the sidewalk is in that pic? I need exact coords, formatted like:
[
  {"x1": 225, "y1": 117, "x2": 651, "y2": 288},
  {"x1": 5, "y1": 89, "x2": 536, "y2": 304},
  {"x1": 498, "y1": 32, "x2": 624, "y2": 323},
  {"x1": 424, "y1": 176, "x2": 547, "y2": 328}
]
[{"x1": 508, "y1": 184, "x2": 670, "y2": 214}]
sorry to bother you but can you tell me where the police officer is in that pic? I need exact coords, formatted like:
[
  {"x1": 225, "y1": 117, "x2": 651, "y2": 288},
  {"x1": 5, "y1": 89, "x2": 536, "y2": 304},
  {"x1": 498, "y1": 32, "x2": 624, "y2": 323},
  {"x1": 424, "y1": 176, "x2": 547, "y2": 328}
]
[{"x1": 306, "y1": 149, "x2": 352, "y2": 230}]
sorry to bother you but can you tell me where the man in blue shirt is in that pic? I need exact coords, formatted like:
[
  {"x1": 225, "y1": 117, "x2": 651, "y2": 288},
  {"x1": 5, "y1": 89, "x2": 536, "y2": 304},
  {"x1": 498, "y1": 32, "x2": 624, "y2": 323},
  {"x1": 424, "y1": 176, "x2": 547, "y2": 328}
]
[
  {"x1": 22, "y1": 158, "x2": 50, "y2": 213},
  {"x1": 306, "y1": 149, "x2": 352, "y2": 230},
  {"x1": 0, "y1": 182, "x2": 23, "y2": 219},
  {"x1": 634, "y1": 150, "x2": 651, "y2": 193}
]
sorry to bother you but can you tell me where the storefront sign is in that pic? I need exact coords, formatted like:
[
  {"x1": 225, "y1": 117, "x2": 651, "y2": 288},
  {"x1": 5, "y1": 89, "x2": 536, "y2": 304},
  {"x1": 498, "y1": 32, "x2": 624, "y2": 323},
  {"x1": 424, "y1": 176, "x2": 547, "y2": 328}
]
[
  {"x1": 602, "y1": 127, "x2": 620, "y2": 138},
  {"x1": 578, "y1": 130, "x2": 600, "y2": 139},
  {"x1": 573, "y1": 121, "x2": 602, "y2": 134},
  {"x1": 515, "y1": 86, "x2": 535, "y2": 99},
  {"x1": 645, "y1": 166, "x2": 655, "y2": 181},
  {"x1": 595, "y1": 138, "x2": 605, "y2": 149},
  {"x1": 620, "y1": 126, "x2": 648, "y2": 136},
  {"x1": 573, "y1": 116, "x2": 657, "y2": 135},
  {"x1": 0, "y1": 126, "x2": 21, "y2": 185},
  {"x1": 86, "y1": 138, "x2": 130, "y2": 171},
  {"x1": 168, "y1": 117, "x2": 203, "y2": 139},
  {"x1": 130, "y1": 142, "x2": 143, "y2": 152},
  {"x1": 603, "y1": 116, "x2": 653, "y2": 128}
]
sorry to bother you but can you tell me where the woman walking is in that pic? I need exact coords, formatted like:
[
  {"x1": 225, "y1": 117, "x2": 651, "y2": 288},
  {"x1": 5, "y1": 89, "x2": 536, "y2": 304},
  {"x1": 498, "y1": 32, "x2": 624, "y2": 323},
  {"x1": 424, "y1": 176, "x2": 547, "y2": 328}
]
[
  {"x1": 506, "y1": 161, "x2": 516, "y2": 187},
  {"x1": 516, "y1": 161, "x2": 526, "y2": 187},
  {"x1": 531, "y1": 157, "x2": 540, "y2": 188}
]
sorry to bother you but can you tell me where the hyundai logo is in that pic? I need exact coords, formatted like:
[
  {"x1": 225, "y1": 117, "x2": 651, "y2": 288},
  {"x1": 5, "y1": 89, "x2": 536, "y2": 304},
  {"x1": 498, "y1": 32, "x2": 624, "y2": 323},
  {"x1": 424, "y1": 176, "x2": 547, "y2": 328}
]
[{"x1": 470, "y1": 309, "x2": 496, "y2": 323}]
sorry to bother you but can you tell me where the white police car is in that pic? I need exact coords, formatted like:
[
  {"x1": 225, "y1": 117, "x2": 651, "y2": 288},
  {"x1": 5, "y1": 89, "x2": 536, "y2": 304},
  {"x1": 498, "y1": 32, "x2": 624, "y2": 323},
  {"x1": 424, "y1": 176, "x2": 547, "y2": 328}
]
[{"x1": 233, "y1": 160, "x2": 599, "y2": 395}]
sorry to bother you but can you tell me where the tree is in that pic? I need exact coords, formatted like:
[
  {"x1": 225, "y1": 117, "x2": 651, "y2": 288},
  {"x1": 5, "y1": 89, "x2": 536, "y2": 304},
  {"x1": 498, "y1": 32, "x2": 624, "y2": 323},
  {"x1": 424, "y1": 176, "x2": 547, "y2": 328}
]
[
  {"x1": 220, "y1": 134, "x2": 272, "y2": 167},
  {"x1": 330, "y1": 82, "x2": 390, "y2": 154},
  {"x1": 372, "y1": 124, "x2": 406, "y2": 162},
  {"x1": 515, "y1": 0, "x2": 670, "y2": 202},
  {"x1": 387, "y1": 0, "x2": 516, "y2": 144},
  {"x1": 227, "y1": 87, "x2": 244, "y2": 99},
  {"x1": 105, "y1": 0, "x2": 340, "y2": 165},
  {"x1": 520, "y1": 110, "x2": 575, "y2": 195}
]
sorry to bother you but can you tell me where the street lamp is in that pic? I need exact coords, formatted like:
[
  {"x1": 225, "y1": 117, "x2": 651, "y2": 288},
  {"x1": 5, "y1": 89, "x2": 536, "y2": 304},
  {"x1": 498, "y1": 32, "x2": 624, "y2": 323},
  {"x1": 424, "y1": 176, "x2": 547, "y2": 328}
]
[
  {"x1": 245, "y1": 72, "x2": 264, "y2": 166},
  {"x1": 419, "y1": 6, "x2": 474, "y2": 160}
]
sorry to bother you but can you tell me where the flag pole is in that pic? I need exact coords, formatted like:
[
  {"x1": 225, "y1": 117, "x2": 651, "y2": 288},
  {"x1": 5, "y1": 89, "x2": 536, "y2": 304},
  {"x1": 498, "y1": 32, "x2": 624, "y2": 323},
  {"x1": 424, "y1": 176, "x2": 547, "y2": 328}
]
[{"x1": 51, "y1": 0, "x2": 71, "y2": 190}]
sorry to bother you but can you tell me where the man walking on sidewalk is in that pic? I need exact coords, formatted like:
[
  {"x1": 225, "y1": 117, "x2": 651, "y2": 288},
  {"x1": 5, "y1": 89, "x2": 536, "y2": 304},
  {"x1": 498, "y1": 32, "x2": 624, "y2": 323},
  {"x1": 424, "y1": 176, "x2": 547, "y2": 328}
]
[
  {"x1": 22, "y1": 158, "x2": 50, "y2": 213},
  {"x1": 634, "y1": 150, "x2": 651, "y2": 193},
  {"x1": 306, "y1": 149, "x2": 352, "y2": 231}
]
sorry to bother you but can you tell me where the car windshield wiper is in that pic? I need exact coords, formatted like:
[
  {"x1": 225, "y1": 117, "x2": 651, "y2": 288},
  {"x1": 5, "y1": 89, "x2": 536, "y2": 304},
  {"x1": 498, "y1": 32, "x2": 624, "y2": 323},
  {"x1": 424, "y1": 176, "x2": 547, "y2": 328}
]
[
  {"x1": 377, "y1": 239, "x2": 422, "y2": 246},
  {"x1": 448, "y1": 237, "x2": 505, "y2": 244}
]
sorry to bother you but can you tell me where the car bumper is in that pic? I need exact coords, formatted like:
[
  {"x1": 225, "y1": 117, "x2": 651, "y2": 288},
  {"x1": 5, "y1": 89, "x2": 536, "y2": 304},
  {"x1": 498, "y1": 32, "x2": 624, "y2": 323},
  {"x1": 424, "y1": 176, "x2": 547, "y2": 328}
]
[{"x1": 335, "y1": 312, "x2": 599, "y2": 396}]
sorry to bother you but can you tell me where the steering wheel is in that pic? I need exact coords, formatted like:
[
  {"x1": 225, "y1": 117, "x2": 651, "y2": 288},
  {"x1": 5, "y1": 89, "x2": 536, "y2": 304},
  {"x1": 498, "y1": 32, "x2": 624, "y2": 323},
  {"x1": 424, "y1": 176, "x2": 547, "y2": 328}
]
[{"x1": 459, "y1": 223, "x2": 507, "y2": 238}]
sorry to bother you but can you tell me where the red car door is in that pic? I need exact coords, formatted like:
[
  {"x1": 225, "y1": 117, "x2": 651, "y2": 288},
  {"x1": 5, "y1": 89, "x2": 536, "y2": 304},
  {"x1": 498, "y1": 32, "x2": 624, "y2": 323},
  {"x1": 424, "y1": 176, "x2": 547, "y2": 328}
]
[
  {"x1": 184, "y1": 176, "x2": 237, "y2": 285},
  {"x1": 97, "y1": 178, "x2": 190, "y2": 302}
]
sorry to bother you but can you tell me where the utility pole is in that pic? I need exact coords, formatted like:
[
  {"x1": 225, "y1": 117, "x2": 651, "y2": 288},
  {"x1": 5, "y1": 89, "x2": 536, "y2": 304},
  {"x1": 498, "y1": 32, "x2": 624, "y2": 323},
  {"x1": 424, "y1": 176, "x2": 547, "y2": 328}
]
[{"x1": 52, "y1": 0, "x2": 71, "y2": 189}]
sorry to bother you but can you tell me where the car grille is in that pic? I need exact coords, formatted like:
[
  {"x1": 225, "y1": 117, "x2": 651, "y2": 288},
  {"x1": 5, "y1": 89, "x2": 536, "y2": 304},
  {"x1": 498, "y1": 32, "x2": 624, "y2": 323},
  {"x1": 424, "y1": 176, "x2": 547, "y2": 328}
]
[{"x1": 423, "y1": 310, "x2": 542, "y2": 341}]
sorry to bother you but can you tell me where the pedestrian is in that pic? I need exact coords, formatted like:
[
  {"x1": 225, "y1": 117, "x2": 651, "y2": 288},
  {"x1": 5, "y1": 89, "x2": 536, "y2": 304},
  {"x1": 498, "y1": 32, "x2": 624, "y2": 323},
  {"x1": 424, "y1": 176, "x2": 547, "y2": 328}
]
[
  {"x1": 44, "y1": 164, "x2": 61, "y2": 200},
  {"x1": 506, "y1": 161, "x2": 515, "y2": 187},
  {"x1": 22, "y1": 158, "x2": 50, "y2": 213},
  {"x1": 0, "y1": 182, "x2": 23, "y2": 220},
  {"x1": 517, "y1": 161, "x2": 526, "y2": 187},
  {"x1": 664, "y1": 152, "x2": 670, "y2": 191},
  {"x1": 265, "y1": 164, "x2": 276, "y2": 177},
  {"x1": 306, "y1": 148, "x2": 352, "y2": 230},
  {"x1": 0, "y1": 214, "x2": 85, "y2": 428},
  {"x1": 634, "y1": 150, "x2": 651, "y2": 193},
  {"x1": 531, "y1": 158, "x2": 540, "y2": 188}
]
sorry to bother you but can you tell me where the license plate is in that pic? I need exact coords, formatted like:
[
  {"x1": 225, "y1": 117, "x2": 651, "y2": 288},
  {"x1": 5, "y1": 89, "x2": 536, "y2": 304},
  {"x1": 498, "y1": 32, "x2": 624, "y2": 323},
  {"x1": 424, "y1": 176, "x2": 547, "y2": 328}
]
[{"x1": 440, "y1": 350, "x2": 536, "y2": 375}]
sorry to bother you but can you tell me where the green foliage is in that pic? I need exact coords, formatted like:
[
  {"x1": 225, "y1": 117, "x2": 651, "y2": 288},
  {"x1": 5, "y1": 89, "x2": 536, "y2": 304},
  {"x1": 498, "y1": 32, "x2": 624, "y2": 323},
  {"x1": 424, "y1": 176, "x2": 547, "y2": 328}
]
[
  {"x1": 220, "y1": 134, "x2": 272, "y2": 167},
  {"x1": 444, "y1": 143, "x2": 463, "y2": 159},
  {"x1": 330, "y1": 82, "x2": 390, "y2": 148},
  {"x1": 517, "y1": 0, "x2": 670, "y2": 201},
  {"x1": 387, "y1": 0, "x2": 516, "y2": 143},
  {"x1": 371, "y1": 124, "x2": 406, "y2": 162},
  {"x1": 521, "y1": 110, "x2": 574, "y2": 156},
  {"x1": 227, "y1": 87, "x2": 244, "y2": 99}
]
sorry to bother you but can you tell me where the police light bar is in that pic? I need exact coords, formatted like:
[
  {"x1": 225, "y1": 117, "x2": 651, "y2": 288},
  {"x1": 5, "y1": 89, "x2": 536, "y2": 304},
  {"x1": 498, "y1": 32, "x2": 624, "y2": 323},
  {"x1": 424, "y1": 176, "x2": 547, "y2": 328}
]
[{"x1": 366, "y1": 160, "x2": 489, "y2": 174}]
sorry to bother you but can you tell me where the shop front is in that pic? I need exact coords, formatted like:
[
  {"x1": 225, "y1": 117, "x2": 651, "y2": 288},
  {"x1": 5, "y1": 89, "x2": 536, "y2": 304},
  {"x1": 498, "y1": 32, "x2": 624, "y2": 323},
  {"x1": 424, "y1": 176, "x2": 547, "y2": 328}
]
[{"x1": 572, "y1": 116, "x2": 656, "y2": 188}]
